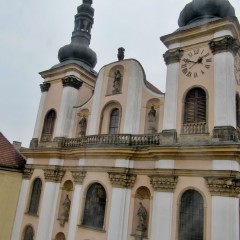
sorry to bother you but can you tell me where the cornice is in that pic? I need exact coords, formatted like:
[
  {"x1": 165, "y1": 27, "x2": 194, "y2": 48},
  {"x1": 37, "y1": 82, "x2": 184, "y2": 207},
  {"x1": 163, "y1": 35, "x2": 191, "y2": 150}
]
[
  {"x1": 209, "y1": 35, "x2": 240, "y2": 55},
  {"x1": 43, "y1": 168, "x2": 65, "y2": 182},
  {"x1": 20, "y1": 144, "x2": 240, "y2": 162},
  {"x1": 161, "y1": 17, "x2": 240, "y2": 48},
  {"x1": 108, "y1": 172, "x2": 136, "y2": 188},
  {"x1": 205, "y1": 176, "x2": 240, "y2": 197},
  {"x1": 149, "y1": 175, "x2": 178, "y2": 192},
  {"x1": 71, "y1": 171, "x2": 86, "y2": 184}
]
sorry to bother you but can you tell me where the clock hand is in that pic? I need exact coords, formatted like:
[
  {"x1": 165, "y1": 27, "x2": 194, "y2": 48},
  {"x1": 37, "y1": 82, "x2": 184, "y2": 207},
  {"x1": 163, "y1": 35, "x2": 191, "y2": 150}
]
[
  {"x1": 182, "y1": 58, "x2": 196, "y2": 64},
  {"x1": 189, "y1": 62, "x2": 197, "y2": 69}
]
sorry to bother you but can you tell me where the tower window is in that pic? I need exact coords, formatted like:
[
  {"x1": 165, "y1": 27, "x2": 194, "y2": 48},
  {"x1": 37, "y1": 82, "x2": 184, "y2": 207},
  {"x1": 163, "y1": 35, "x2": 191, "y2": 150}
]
[
  {"x1": 28, "y1": 178, "x2": 42, "y2": 215},
  {"x1": 82, "y1": 183, "x2": 106, "y2": 229},
  {"x1": 179, "y1": 190, "x2": 204, "y2": 240},
  {"x1": 41, "y1": 110, "x2": 56, "y2": 141},
  {"x1": 23, "y1": 225, "x2": 34, "y2": 240},
  {"x1": 109, "y1": 108, "x2": 119, "y2": 134},
  {"x1": 184, "y1": 88, "x2": 206, "y2": 123}
]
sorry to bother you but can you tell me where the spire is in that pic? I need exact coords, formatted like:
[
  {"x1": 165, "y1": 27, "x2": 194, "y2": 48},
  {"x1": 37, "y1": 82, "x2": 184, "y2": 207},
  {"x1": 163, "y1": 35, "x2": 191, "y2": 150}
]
[{"x1": 58, "y1": 0, "x2": 97, "y2": 69}]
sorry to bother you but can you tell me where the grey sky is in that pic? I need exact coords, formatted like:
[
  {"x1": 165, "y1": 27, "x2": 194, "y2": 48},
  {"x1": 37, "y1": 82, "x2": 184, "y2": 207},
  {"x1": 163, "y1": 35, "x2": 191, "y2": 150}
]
[{"x1": 0, "y1": 0, "x2": 239, "y2": 147}]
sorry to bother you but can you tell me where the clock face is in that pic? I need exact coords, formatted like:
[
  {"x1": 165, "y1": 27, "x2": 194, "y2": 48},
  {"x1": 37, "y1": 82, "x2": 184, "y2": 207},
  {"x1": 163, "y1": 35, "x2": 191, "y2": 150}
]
[
  {"x1": 181, "y1": 47, "x2": 213, "y2": 79},
  {"x1": 234, "y1": 51, "x2": 240, "y2": 85}
]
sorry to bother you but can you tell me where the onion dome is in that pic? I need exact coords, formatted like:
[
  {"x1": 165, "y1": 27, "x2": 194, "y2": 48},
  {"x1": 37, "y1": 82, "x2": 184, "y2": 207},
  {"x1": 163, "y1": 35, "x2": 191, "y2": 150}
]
[
  {"x1": 58, "y1": 0, "x2": 97, "y2": 69},
  {"x1": 178, "y1": 0, "x2": 235, "y2": 28}
]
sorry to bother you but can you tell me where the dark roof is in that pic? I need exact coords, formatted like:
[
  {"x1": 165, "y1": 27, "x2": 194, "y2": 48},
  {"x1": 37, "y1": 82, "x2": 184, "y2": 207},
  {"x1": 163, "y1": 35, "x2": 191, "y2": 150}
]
[
  {"x1": 144, "y1": 80, "x2": 163, "y2": 94},
  {"x1": 0, "y1": 132, "x2": 26, "y2": 170}
]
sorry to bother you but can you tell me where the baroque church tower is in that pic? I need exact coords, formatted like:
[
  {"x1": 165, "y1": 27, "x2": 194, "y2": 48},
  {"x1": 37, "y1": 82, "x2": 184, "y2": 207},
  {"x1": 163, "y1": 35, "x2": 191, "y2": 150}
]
[{"x1": 12, "y1": 0, "x2": 240, "y2": 240}]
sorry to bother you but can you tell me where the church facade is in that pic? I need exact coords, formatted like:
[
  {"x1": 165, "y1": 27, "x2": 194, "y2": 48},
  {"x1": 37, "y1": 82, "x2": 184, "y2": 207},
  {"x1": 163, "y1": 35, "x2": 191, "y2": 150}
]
[{"x1": 12, "y1": 0, "x2": 240, "y2": 240}]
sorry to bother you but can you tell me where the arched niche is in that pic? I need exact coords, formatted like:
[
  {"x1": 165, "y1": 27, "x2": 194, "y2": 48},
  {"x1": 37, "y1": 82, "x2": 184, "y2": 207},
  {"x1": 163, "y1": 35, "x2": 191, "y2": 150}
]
[
  {"x1": 58, "y1": 180, "x2": 74, "y2": 227},
  {"x1": 77, "y1": 108, "x2": 90, "y2": 137},
  {"x1": 132, "y1": 186, "x2": 151, "y2": 238},
  {"x1": 99, "y1": 101, "x2": 122, "y2": 134},
  {"x1": 144, "y1": 99, "x2": 160, "y2": 134},
  {"x1": 55, "y1": 232, "x2": 66, "y2": 240},
  {"x1": 41, "y1": 109, "x2": 57, "y2": 141},
  {"x1": 22, "y1": 225, "x2": 34, "y2": 240},
  {"x1": 106, "y1": 65, "x2": 124, "y2": 95}
]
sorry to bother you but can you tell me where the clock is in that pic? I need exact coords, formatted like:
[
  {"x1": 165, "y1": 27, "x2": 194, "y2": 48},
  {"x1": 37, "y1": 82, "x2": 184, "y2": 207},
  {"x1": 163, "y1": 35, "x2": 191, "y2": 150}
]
[
  {"x1": 181, "y1": 47, "x2": 213, "y2": 79},
  {"x1": 234, "y1": 51, "x2": 240, "y2": 84}
]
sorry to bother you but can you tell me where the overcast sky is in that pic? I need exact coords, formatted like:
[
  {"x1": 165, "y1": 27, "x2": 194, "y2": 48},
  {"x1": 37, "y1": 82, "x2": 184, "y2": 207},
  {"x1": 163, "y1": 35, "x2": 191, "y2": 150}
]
[{"x1": 0, "y1": 0, "x2": 239, "y2": 147}]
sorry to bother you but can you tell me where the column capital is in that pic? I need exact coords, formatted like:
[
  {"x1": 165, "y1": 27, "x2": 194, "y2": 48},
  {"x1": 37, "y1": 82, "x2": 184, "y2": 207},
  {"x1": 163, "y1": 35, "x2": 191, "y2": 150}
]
[
  {"x1": 40, "y1": 82, "x2": 51, "y2": 92},
  {"x1": 108, "y1": 172, "x2": 136, "y2": 189},
  {"x1": 23, "y1": 168, "x2": 34, "y2": 179},
  {"x1": 44, "y1": 168, "x2": 65, "y2": 182},
  {"x1": 209, "y1": 35, "x2": 240, "y2": 55},
  {"x1": 149, "y1": 175, "x2": 178, "y2": 192},
  {"x1": 62, "y1": 75, "x2": 83, "y2": 89},
  {"x1": 71, "y1": 171, "x2": 86, "y2": 184},
  {"x1": 163, "y1": 48, "x2": 184, "y2": 65},
  {"x1": 205, "y1": 176, "x2": 240, "y2": 197}
]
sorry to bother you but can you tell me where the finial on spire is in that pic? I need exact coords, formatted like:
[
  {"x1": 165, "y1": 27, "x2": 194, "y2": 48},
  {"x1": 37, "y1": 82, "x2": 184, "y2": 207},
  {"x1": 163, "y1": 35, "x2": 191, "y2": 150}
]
[
  {"x1": 57, "y1": 0, "x2": 97, "y2": 69},
  {"x1": 118, "y1": 47, "x2": 125, "y2": 61}
]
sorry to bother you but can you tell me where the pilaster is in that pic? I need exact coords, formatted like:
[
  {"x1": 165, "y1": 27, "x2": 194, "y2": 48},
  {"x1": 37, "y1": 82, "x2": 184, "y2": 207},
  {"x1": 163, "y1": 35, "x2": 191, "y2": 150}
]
[
  {"x1": 32, "y1": 82, "x2": 51, "y2": 143},
  {"x1": 55, "y1": 75, "x2": 82, "y2": 138},
  {"x1": 149, "y1": 175, "x2": 178, "y2": 240},
  {"x1": 210, "y1": 35, "x2": 240, "y2": 141},
  {"x1": 205, "y1": 176, "x2": 240, "y2": 240},
  {"x1": 107, "y1": 172, "x2": 136, "y2": 240},
  {"x1": 11, "y1": 170, "x2": 33, "y2": 240},
  {"x1": 67, "y1": 171, "x2": 86, "y2": 240},
  {"x1": 162, "y1": 48, "x2": 183, "y2": 131},
  {"x1": 36, "y1": 168, "x2": 64, "y2": 240}
]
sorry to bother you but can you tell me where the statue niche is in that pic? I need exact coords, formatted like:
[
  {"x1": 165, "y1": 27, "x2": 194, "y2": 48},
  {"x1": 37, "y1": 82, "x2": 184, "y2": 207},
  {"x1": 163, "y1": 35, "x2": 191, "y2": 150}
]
[
  {"x1": 112, "y1": 70, "x2": 122, "y2": 94},
  {"x1": 59, "y1": 194, "x2": 71, "y2": 226},
  {"x1": 148, "y1": 105, "x2": 157, "y2": 133},
  {"x1": 79, "y1": 116, "x2": 87, "y2": 136}
]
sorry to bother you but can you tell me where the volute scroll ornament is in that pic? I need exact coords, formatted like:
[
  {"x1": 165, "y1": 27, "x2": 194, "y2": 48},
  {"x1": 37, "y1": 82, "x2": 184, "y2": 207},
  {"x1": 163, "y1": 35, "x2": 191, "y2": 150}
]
[
  {"x1": 205, "y1": 176, "x2": 240, "y2": 197},
  {"x1": 149, "y1": 175, "x2": 178, "y2": 192},
  {"x1": 62, "y1": 75, "x2": 83, "y2": 90},
  {"x1": 108, "y1": 172, "x2": 136, "y2": 188},
  {"x1": 44, "y1": 168, "x2": 66, "y2": 182},
  {"x1": 40, "y1": 82, "x2": 51, "y2": 93},
  {"x1": 163, "y1": 48, "x2": 184, "y2": 65},
  {"x1": 71, "y1": 171, "x2": 86, "y2": 184},
  {"x1": 209, "y1": 35, "x2": 240, "y2": 56},
  {"x1": 23, "y1": 168, "x2": 34, "y2": 179}
]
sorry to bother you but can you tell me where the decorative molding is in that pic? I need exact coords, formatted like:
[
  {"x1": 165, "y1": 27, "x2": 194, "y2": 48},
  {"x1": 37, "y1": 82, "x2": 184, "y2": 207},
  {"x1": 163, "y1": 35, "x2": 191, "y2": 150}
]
[
  {"x1": 62, "y1": 75, "x2": 83, "y2": 89},
  {"x1": 209, "y1": 35, "x2": 240, "y2": 55},
  {"x1": 40, "y1": 82, "x2": 51, "y2": 92},
  {"x1": 149, "y1": 175, "x2": 178, "y2": 192},
  {"x1": 108, "y1": 172, "x2": 136, "y2": 188},
  {"x1": 23, "y1": 168, "x2": 34, "y2": 179},
  {"x1": 44, "y1": 168, "x2": 65, "y2": 182},
  {"x1": 213, "y1": 126, "x2": 238, "y2": 142},
  {"x1": 30, "y1": 138, "x2": 38, "y2": 148},
  {"x1": 163, "y1": 48, "x2": 184, "y2": 65},
  {"x1": 71, "y1": 171, "x2": 86, "y2": 184},
  {"x1": 205, "y1": 176, "x2": 240, "y2": 197}
]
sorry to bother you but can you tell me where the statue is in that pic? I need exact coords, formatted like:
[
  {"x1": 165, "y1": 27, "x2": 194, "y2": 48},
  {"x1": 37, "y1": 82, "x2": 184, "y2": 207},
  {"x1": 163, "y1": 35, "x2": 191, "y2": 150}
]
[
  {"x1": 112, "y1": 70, "x2": 121, "y2": 94},
  {"x1": 137, "y1": 202, "x2": 147, "y2": 231},
  {"x1": 117, "y1": 47, "x2": 125, "y2": 61},
  {"x1": 59, "y1": 194, "x2": 71, "y2": 226},
  {"x1": 148, "y1": 105, "x2": 157, "y2": 133},
  {"x1": 79, "y1": 116, "x2": 87, "y2": 136}
]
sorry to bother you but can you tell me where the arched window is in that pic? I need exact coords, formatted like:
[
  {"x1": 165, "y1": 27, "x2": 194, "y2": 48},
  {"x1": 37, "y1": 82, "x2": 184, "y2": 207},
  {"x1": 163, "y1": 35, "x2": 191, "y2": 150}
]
[
  {"x1": 109, "y1": 108, "x2": 119, "y2": 134},
  {"x1": 82, "y1": 183, "x2": 106, "y2": 229},
  {"x1": 41, "y1": 110, "x2": 56, "y2": 141},
  {"x1": 183, "y1": 88, "x2": 207, "y2": 134},
  {"x1": 236, "y1": 94, "x2": 240, "y2": 129},
  {"x1": 179, "y1": 190, "x2": 204, "y2": 240},
  {"x1": 23, "y1": 225, "x2": 34, "y2": 240},
  {"x1": 55, "y1": 232, "x2": 66, "y2": 240},
  {"x1": 28, "y1": 178, "x2": 42, "y2": 215}
]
